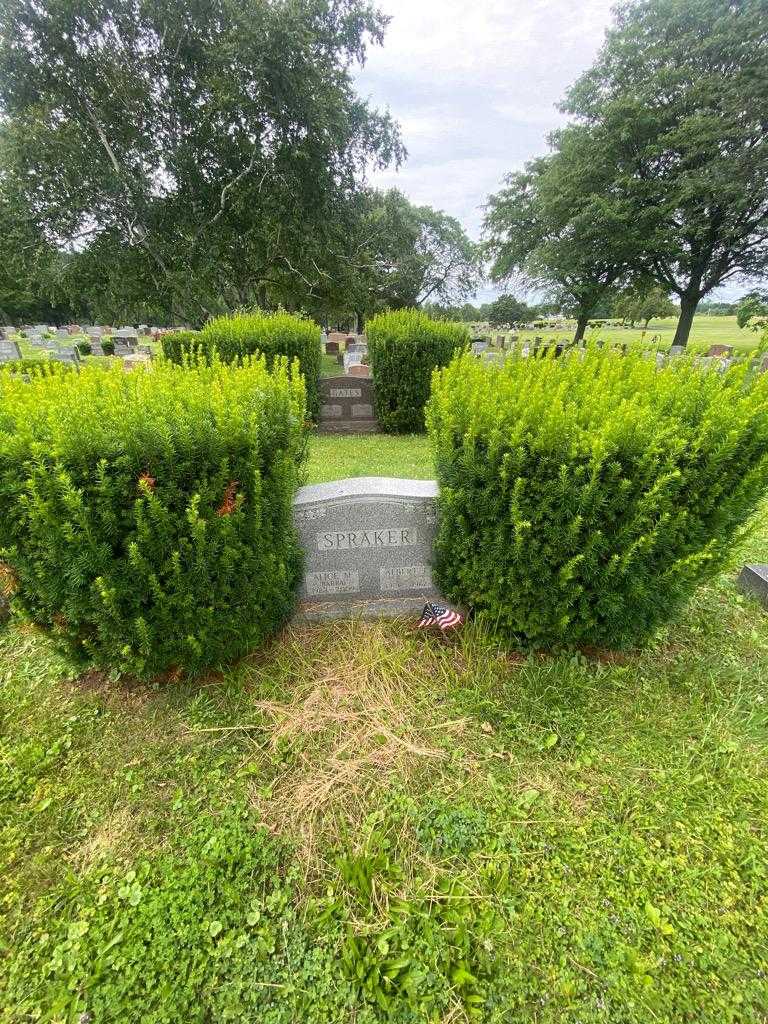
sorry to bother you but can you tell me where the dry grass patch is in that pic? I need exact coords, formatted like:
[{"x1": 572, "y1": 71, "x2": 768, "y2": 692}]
[
  {"x1": 244, "y1": 620, "x2": 467, "y2": 863},
  {"x1": 67, "y1": 806, "x2": 142, "y2": 872}
]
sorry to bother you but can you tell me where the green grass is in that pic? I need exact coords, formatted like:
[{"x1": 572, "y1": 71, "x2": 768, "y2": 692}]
[
  {"x1": 1, "y1": 515, "x2": 767, "y2": 1022},
  {"x1": 306, "y1": 433, "x2": 433, "y2": 483},
  {"x1": 321, "y1": 352, "x2": 344, "y2": 376},
  {"x1": 482, "y1": 314, "x2": 760, "y2": 353}
]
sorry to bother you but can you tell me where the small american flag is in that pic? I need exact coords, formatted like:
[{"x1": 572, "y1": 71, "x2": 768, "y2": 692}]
[{"x1": 417, "y1": 601, "x2": 464, "y2": 631}]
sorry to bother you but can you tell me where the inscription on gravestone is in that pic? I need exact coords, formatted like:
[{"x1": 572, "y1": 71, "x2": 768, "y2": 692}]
[{"x1": 293, "y1": 477, "x2": 448, "y2": 619}]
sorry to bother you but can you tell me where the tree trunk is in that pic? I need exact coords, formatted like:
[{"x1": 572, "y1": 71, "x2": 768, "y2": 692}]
[
  {"x1": 672, "y1": 293, "x2": 699, "y2": 348},
  {"x1": 573, "y1": 313, "x2": 590, "y2": 343}
]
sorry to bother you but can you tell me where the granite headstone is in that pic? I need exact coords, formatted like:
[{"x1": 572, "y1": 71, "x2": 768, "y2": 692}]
[
  {"x1": 318, "y1": 376, "x2": 378, "y2": 434},
  {"x1": 292, "y1": 477, "x2": 448, "y2": 619}
]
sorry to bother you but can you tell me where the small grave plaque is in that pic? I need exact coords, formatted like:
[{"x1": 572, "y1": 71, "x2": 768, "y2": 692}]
[
  {"x1": 293, "y1": 477, "x2": 448, "y2": 619},
  {"x1": 326, "y1": 340, "x2": 339, "y2": 355},
  {"x1": 348, "y1": 364, "x2": 371, "y2": 377}
]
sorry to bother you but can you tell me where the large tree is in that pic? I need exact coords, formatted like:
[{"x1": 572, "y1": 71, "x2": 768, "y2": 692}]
[
  {"x1": 323, "y1": 188, "x2": 482, "y2": 325},
  {"x1": 0, "y1": 0, "x2": 403, "y2": 322},
  {"x1": 614, "y1": 283, "x2": 677, "y2": 329},
  {"x1": 486, "y1": 294, "x2": 536, "y2": 327},
  {"x1": 362, "y1": 189, "x2": 482, "y2": 313},
  {"x1": 563, "y1": 0, "x2": 768, "y2": 347},
  {"x1": 485, "y1": 127, "x2": 641, "y2": 342}
]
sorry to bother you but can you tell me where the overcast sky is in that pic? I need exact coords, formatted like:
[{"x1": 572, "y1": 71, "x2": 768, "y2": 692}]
[{"x1": 353, "y1": 0, "x2": 743, "y2": 303}]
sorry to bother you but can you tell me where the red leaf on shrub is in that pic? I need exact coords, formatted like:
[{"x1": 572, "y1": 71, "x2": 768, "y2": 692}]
[
  {"x1": 217, "y1": 481, "x2": 239, "y2": 516},
  {"x1": 138, "y1": 472, "x2": 156, "y2": 493}
]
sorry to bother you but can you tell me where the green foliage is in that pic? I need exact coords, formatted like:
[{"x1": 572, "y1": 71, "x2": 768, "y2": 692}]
[
  {"x1": 484, "y1": 129, "x2": 640, "y2": 342},
  {"x1": 0, "y1": 0, "x2": 403, "y2": 323},
  {"x1": 613, "y1": 285, "x2": 676, "y2": 328},
  {"x1": 487, "y1": 294, "x2": 536, "y2": 327},
  {"x1": 0, "y1": 358, "x2": 75, "y2": 376},
  {"x1": 101, "y1": 337, "x2": 115, "y2": 356},
  {"x1": 562, "y1": 0, "x2": 768, "y2": 346},
  {"x1": 338, "y1": 832, "x2": 499, "y2": 1020},
  {"x1": 0, "y1": 357, "x2": 306, "y2": 676},
  {"x1": 166, "y1": 311, "x2": 321, "y2": 419},
  {"x1": 3, "y1": 571, "x2": 768, "y2": 1023},
  {"x1": 367, "y1": 310, "x2": 468, "y2": 433},
  {"x1": 159, "y1": 328, "x2": 200, "y2": 363},
  {"x1": 427, "y1": 347, "x2": 768, "y2": 648},
  {"x1": 737, "y1": 292, "x2": 768, "y2": 330},
  {"x1": 4, "y1": 808, "x2": 357, "y2": 1024},
  {"x1": 342, "y1": 188, "x2": 484, "y2": 316}
]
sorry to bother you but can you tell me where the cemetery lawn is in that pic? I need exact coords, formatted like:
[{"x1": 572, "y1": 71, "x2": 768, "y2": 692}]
[
  {"x1": 2, "y1": 520, "x2": 767, "y2": 1022},
  {"x1": 306, "y1": 432, "x2": 433, "y2": 483},
  {"x1": 491, "y1": 314, "x2": 759, "y2": 353}
]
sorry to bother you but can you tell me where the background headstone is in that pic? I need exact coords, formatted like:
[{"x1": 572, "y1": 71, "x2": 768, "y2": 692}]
[
  {"x1": 318, "y1": 376, "x2": 378, "y2": 434},
  {"x1": 49, "y1": 347, "x2": 80, "y2": 365},
  {"x1": 0, "y1": 339, "x2": 22, "y2": 363},
  {"x1": 293, "y1": 477, "x2": 449, "y2": 619},
  {"x1": 348, "y1": 364, "x2": 371, "y2": 377},
  {"x1": 343, "y1": 349, "x2": 364, "y2": 373}
]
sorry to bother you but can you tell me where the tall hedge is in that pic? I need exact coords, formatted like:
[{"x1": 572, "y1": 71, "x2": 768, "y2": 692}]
[
  {"x1": 427, "y1": 348, "x2": 768, "y2": 649},
  {"x1": 160, "y1": 329, "x2": 200, "y2": 363},
  {"x1": 0, "y1": 357, "x2": 306, "y2": 676},
  {"x1": 367, "y1": 310, "x2": 468, "y2": 433},
  {"x1": 163, "y1": 312, "x2": 321, "y2": 419}
]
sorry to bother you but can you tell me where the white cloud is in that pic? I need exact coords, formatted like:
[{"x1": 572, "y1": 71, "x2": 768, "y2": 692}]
[
  {"x1": 355, "y1": 0, "x2": 616, "y2": 238},
  {"x1": 352, "y1": 0, "x2": 748, "y2": 303}
]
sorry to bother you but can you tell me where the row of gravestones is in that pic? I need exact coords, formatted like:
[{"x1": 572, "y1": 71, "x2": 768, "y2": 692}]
[
  {"x1": 0, "y1": 327, "x2": 155, "y2": 366},
  {"x1": 471, "y1": 338, "x2": 768, "y2": 373},
  {"x1": 0, "y1": 337, "x2": 84, "y2": 366}
]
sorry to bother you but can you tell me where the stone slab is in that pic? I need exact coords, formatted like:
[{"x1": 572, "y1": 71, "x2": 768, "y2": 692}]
[
  {"x1": 348, "y1": 364, "x2": 371, "y2": 377},
  {"x1": 737, "y1": 564, "x2": 768, "y2": 608},
  {"x1": 318, "y1": 376, "x2": 378, "y2": 433},
  {"x1": 0, "y1": 339, "x2": 21, "y2": 362},
  {"x1": 292, "y1": 477, "x2": 447, "y2": 618}
]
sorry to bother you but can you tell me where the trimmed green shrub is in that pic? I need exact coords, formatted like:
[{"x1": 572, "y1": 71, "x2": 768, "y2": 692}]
[
  {"x1": 0, "y1": 356, "x2": 306, "y2": 676},
  {"x1": 160, "y1": 329, "x2": 200, "y2": 363},
  {"x1": 101, "y1": 338, "x2": 115, "y2": 356},
  {"x1": 163, "y1": 312, "x2": 321, "y2": 419},
  {"x1": 367, "y1": 310, "x2": 468, "y2": 433},
  {"x1": 427, "y1": 348, "x2": 768, "y2": 649}
]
